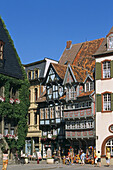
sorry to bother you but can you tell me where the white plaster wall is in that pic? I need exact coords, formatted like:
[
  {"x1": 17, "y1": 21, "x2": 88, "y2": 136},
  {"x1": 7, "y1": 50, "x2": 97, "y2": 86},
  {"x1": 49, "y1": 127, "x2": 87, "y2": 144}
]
[
  {"x1": 96, "y1": 112, "x2": 113, "y2": 153},
  {"x1": 96, "y1": 55, "x2": 113, "y2": 154},
  {"x1": 96, "y1": 55, "x2": 113, "y2": 63},
  {"x1": 96, "y1": 79, "x2": 113, "y2": 93},
  {"x1": 44, "y1": 58, "x2": 58, "y2": 77}
]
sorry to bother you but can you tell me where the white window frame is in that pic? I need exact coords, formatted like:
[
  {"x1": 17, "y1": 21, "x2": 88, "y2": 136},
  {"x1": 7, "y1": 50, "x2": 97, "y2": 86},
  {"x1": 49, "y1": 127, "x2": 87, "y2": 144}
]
[
  {"x1": 103, "y1": 93, "x2": 111, "y2": 111},
  {"x1": 103, "y1": 61, "x2": 111, "y2": 79}
]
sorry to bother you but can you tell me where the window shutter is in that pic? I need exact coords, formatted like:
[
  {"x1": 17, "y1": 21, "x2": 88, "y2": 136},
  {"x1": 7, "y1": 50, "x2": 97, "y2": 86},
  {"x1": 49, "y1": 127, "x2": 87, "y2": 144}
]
[
  {"x1": 96, "y1": 94, "x2": 102, "y2": 112},
  {"x1": 96, "y1": 62, "x2": 101, "y2": 80},
  {"x1": 110, "y1": 60, "x2": 113, "y2": 78},
  {"x1": 111, "y1": 93, "x2": 113, "y2": 111}
]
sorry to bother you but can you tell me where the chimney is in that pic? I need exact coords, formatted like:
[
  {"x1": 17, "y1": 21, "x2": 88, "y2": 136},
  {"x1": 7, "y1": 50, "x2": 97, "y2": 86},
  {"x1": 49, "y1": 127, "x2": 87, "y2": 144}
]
[{"x1": 66, "y1": 40, "x2": 72, "y2": 49}]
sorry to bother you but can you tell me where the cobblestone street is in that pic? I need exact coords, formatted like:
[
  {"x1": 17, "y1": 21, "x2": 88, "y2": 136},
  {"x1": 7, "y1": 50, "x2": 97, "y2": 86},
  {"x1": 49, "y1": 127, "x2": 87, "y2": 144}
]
[{"x1": 0, "y1": 163, "x2": 113, "y2": 170}]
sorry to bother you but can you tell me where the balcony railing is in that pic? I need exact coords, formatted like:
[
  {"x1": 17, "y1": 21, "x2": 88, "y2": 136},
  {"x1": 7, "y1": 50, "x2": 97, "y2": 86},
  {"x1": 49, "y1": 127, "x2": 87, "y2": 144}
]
[
  {"x1": 64, "y1": 109, "x2": 93, "y2": 119},
  {"x1": 66, "y1": 130, "x2": 95, "y2": 139}
]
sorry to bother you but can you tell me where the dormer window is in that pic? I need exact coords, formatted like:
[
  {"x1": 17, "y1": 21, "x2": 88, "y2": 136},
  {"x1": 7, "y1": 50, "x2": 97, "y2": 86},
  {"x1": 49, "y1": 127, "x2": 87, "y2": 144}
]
[
  {"x1": 85, "y1": 82, "x2": 94, "y2": 92},
  {"x1": 108, "y1": 36, "x2": 113, "y2": 49},
  {"x1": 107, "y1": 33, "x2": 113, "y2": 50},
  {"x1": 0, "y1": 41, "x2": 4, "y2": 60}
]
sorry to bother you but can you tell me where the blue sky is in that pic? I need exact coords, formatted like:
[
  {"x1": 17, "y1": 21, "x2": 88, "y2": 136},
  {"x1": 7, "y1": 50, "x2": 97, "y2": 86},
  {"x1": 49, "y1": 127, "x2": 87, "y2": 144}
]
[{"x1": 0, "y1": 0, "x2": 113, "y2": 64}]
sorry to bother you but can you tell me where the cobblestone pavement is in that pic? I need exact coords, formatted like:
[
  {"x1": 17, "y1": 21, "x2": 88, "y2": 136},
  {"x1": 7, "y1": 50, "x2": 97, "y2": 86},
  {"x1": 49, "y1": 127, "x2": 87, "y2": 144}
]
[{"x1": 0, "y1": 163, "x2": 113, "y2": 170}]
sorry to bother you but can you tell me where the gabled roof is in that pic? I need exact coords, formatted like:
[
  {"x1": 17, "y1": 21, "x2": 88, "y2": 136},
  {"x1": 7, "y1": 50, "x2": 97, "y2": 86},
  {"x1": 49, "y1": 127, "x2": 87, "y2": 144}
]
[
  {"x1": 51, "y1": 63, "x2": 67, "y2": 80},
  {"x1": 72, "y1": 38, "x2": 104, "y2": 74},
  {"x1": 107, "y1": 26, "x2": 113, "y2": 37},
  {"x1": 0, "y1": 17, "x2": 23, "y2": 79},
  {"x1": 59, "y1": 43, "x2": 82, "y2": 65}
]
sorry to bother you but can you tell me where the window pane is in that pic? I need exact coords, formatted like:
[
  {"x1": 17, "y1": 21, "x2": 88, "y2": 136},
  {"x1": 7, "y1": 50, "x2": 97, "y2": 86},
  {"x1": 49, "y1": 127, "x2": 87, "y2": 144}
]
[
  {"x1": 103, "y1": 61, "x2": 111, "y2": 78},
  {"x1": 103, "y1": 93, "x2": 111, "y2": 111}
]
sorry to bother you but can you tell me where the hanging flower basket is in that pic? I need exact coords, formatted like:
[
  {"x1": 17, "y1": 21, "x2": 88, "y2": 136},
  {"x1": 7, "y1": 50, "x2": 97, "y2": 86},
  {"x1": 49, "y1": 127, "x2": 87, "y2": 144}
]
[
  {"x1": 0, "y1": 96, "x2": 5, "y2": 102},
  {"x1": 10, "y1": 98, "x2": 14, "y2": 104},
  {"x1": 14, "y1": 99, "x2": 20, "y2": 104},
  {"x1": 4, "y1": 134, "x2": 18, "y2": 140}
]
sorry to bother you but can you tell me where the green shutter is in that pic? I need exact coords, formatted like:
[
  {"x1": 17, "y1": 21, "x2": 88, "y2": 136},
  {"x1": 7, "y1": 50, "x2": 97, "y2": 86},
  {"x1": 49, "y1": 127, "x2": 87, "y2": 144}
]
[
  {"x1": 110, "y1": 60, "x2": 113, "y2": 78},
  {"x1": 96, "y1": 94, "x2": 102, "y2": 112},
  {"x1": 96, "y1": 62, "x2": 101, "y2": 80},
  {"x1": 111, "y1": 93, "x2": 113, "y2": 111}
]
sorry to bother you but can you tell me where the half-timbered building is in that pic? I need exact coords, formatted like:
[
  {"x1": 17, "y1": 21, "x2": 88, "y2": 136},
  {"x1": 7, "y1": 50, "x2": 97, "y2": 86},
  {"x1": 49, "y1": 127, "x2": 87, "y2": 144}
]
[
  {"x1": 62, "y1": 64, "x2": 95, "y2": 153},
  {"x1": 37, "y1": 63, "x2": 67, "y2": 157}
]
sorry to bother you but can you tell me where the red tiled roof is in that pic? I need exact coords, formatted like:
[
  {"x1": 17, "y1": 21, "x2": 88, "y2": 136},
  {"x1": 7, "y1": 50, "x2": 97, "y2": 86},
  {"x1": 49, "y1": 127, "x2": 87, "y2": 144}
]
[
  {"x1": 78, "y1": 90, "x2": 94, "y2": 97},
  {"x1": 72, "y1": 38, "x2": 104, "y2": 74},
  {"x1": 71, "y1": 65, "x2": 88, "y2": 83},
  {"x1": 59, "y1": 43, "x2": 82, "y2": 65},
  {"x1": 51, "y1": 63, "x2": 67, "y2": 79}
]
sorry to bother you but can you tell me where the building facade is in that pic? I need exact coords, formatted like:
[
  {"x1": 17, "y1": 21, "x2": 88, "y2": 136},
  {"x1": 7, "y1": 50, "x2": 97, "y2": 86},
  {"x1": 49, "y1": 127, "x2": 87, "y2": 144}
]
[
  {"x1": 63, "y1": 64, "x2": 95, "y2": 153},
  {"x1": 94, "y1": 27, "x2": 113, "y2": 158},
  {"x1": 37, "y1": 63, "x2": 67, "y2": 157},
  {"x1": 0, "y1": 17, "x2": 29, "y2": 160},
  {"x1": 38, "y1": 39, "x2": 104, "y2": 156},
  {"x1": 24, "y1": 58, "x2": 58, "y2": 155}
]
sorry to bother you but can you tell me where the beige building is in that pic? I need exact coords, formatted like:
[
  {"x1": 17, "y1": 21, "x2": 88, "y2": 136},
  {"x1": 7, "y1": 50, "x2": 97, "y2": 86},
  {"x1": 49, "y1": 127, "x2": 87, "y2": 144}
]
[
  {"x1": 24, "y1": 58, "x2": 58, "y2": 155},
  {"x1": 94, "y1": 27, "x2": 113, "y2": 164}
]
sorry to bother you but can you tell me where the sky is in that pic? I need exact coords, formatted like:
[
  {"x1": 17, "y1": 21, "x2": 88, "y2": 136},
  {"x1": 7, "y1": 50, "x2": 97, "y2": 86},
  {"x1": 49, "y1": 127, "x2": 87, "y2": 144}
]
[{"x1": 0, "y1": 0, "x2": 113, "y2": 64}]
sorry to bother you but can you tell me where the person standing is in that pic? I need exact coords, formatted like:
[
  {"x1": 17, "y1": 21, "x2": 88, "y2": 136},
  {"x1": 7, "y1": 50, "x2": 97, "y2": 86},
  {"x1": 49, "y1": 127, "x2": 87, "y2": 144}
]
[
  {"x1": 81, "y1": 151, "x2": 86, "y2": 165},
  {"x1": 97, "y1": 151, "x2": 101, "y2": 167},
  {"x1": 2, "y1": 149, "x2": 8, "y2": 170},
  {"x1": 106, "y1": 150, "x2": 111, "y2": 167}
]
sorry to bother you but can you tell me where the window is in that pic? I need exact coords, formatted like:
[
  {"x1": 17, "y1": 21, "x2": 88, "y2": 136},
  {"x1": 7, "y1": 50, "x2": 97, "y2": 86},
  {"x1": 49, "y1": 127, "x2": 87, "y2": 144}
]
[
  {"x1": 4, "y1": 129, "x2": 8, "y2": 135},
  {"x1": 55, "y1": 106, "x2": 60, "y2": 118},
  {"x1": 32, "y1": 71, "x2": 34, "y2": 80},
  {"x1": 45, "y1": 108, "x2": 49, "y2": 119},
  {"x1": 47, "y1": 86, "x2": 52, "y2": 99},
  {"x1": 59, "y1": 86, "x2": 63, "y2": 97},
  {"x1": 102, "y1": 61, "x2": 110, "y2": 79},
  {"x1": 103, "y1": 93, "x2": 111, "y2": 111},
  {"x1": 66, "y1": 87, "x2": 76, "y2": 100},
  {"x1": 85, "y1": 82, "x2": 94, "y2": 92},
  {"x1": 108, "y1": 36, "x2": 113, "y2": 50},
  {"x1": 53, "y1": 85, "x2": 58, "y2": 99},
  {"x1": 35, "y1": 69, "x2": 39, "y2": 79},
  {"x1": 0, "y1": 41, "x2": 4, "y2": 60},
  {"x1": 106, "y1": 139, "x2": 113, "y2": 156},
  {"x1": 10, "y1": 129, "x2": 14, "y2": 135},
  {"x1": 40, "y1": 109, "x2": 44, "y2": 119},
  {"x1": 50, "y1": 107, "x2": 54, "y2": 119},
  {"x1": 70, "y1": 87, "x2": 75, "y2": 99},
  {"x1": 28, "y1": 71, "x2": 31, "y2": 80},
  {"x1": 66, "y1": 122, "x2": 70, "y2": 129}
]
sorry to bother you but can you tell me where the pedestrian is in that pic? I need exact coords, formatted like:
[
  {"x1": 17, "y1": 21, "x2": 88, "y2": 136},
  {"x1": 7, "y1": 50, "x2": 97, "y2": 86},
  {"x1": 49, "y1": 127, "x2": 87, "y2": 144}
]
[
  {"x1": 2, "y1": 149, "x2": 8, "y2": 170},
  {"x1": 106, "y1": 149, "x2": 111, "y2": 167},
  {"x1": 96, "y1": 151, "x2": 101, "y2": 167},
  {"x1": 81, "y1": 151, "x2": 85, "y2": 165}
]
